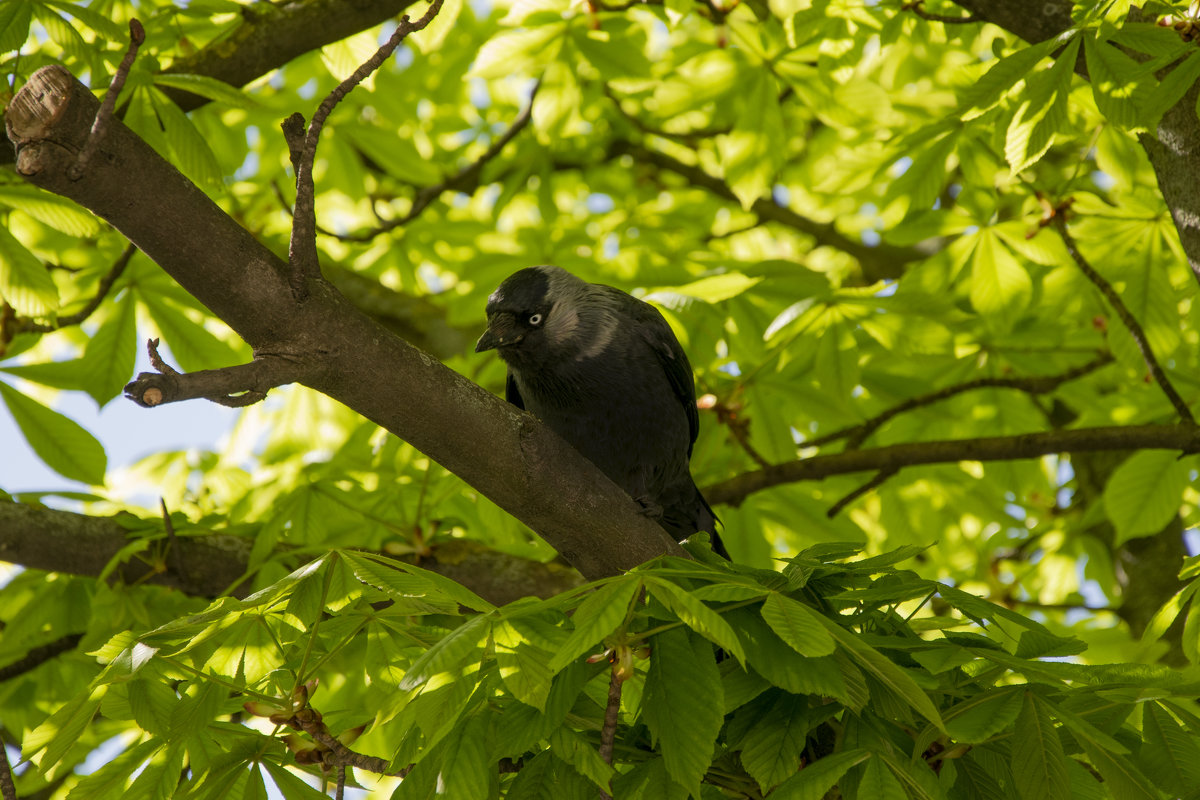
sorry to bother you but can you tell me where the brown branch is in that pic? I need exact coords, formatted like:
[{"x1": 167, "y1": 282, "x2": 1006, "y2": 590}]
[
  {"x1": 1051, "y1": 217, "x2": 1195, "y2": 424},
  {"x1": 123, "y1": 338, "x2": 297, "y2": 408},
  {"x1": 599, "y1": 663, "x2": 624, "y2": 767},
  {"x1": 336, "y1": 83, "x2": 538, "y2": 242},
  {"x1": 0, "y1": 501, "x2": 584, "y2": 605},
  {"x1": 69, "y1": 20, "x2": 144, "y2": 180},
  {"x1": 289, "y1": 0, "x2": 446, "y2": 301},
  {"x1": 16, "y1": 243, "x2": 136, "y2": 333},
  {"x1": 705, "y1": 423, "x2": 1200, "y2": 506},
  {"x1": 612, "y1": 141, "x2": 920, "y2": 282},
  {"x1": 0, "y1": 741, "x2": 14, "y2": 800},
  {"x1": 805, "y1": 351, "x2": 1114, "y2": 451},
  {"x1": 0, "y1": 633, "x2": 84, "y2": 683}
]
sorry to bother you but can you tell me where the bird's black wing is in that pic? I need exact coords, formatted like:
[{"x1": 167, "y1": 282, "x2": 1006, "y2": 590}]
[
  {"x1": 622, "y1": 293, "x2": 700, "y2": 456},
  {"x1": 505, "y1": 371, "x2": 525, "y2": 410}
]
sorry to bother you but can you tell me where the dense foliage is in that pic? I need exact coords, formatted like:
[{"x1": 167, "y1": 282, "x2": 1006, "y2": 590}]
[{"x1": 3, "y1": 0, "x2": 1200, "y2": 797}]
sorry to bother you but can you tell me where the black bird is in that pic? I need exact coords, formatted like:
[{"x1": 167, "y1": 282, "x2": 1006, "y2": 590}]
[{"x1": 475, "y1": 265, "x2": 724, "y2": 557}]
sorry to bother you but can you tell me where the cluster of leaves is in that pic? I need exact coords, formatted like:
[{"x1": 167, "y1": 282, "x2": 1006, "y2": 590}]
[
  {"x1": 4, "y1": 0, "x2": 1200, "y2": 797},
  {"x1": 16, "y1": 544, "x2": 1200, "y2": 799}
]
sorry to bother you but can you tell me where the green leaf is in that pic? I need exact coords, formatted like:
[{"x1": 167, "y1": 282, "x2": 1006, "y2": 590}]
[
  {"x1": 718, "y1": 68, "x2": 786, "y2": 209},
  {"x1": 969, "y1": 229, "x2": 1031, "y2": 321},
  {"x1": 0, "y1": 185, "x2": 101, "y2": 237},
  {"x1": 1140, "y1": 700, "x2": 1200, "y2": 795},
  {"x1": 0, "y1": 381, "x2": 107, "y2": 484},
  {"x1": 438, "y1": 714, "x2": 492, "y2": 799},
  {"x1": 470, "y1": 24, "x2": 564, "y2": 79},
  {"x1": 0, "y1": 225, "x2": 58, "y2": 316},
  {"x1": 0, "y1": 0, "x2": 32, "y2": 52},
  {"x1": 760, "y1": 593, "x2": 835, "y2": 657},
  {"x1": 818, "y1": 615, "x2": 944, "y2": 731},
  {"x1": 548, "y1": 726, "x2": 616, "y2": 791},
  {"x1": 1011, "y1": 692, "x2": 1069, "y2": 800},
  {"x1": 642, "y1": 627, "x2": 723, "y2": 793},
  {"x1": 646, "y1": 577, "x2": 746, "y2": 665},
  {"x1": 571, "y1": 22, "x2": 652, "y2": 79},
  {"x1": 1104, "y1": 450, "x2": 1191, "y2": 545},
  {"x1": 409, "y1": 0, "x2": 463, "y2": 53},
  {"x1": 1143, "y1": 49, "x2": 1200, "y2": 126},
  {"x1": 944, "y1": 688, "x2": 1024, "y2": 743},
  {"x1": 398, "y1": 614, "x2": 491, "y2": 691},
  {"x1": 739, "y1": 691, "x2": 810, "y2": 793},
  {"x1": 957, "y1": 39, "x2": 1055, "y2": 120},
  {"x1": 148, "y1": 88, "x2": 224, "y2": 189},
  {"x1": 137, "y1": 290, "x2": 242, "y2": 373},
  {"x1": 1084, "y1": 36, "x2": 1156, "y2": 131},
  {"x1": 771, "y1": 749, "x2": 870, "y2": 800},
  {"x1": 494, "y1": 619, "x2": 555, "y2": 710},
  {"x1": 78, "y1": 290, "x2": 137, "y2": 406},
  {"x1": 260, "y1": 761, "x2": 334, "y2": 799},
  {"x1": 1075, "y1": 732, "x2": 1161, "y2": 800},
  {"x1": 859, "y1": 755, "x2": 908, "y2": 800},
  {"x1": 24, "y1": 685, "x2": 107, "y2": 771},
  {"x1": 549, "y1": 577, "x2": 640, "y2": 672},
  {"x1": 152, "y1": 73, "x2": 260, "y2": 109},
  {"x1": 1005, "y1": 37, "x2": 1079, "y2": 173}
]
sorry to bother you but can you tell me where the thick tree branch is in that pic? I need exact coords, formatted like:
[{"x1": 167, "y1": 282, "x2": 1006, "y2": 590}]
[
  {"x1": 705, "y1": 424, "x2": 1200, "y2": 506},
  {"x1": 5, "y1": 65, "x2": 684, "y2": 580},
  {"x1": 0, "y1": 501, "x2": 583, "y2": 605}
]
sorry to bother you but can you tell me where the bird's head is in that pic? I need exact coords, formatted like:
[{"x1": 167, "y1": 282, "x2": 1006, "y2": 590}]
[{"x1": 475, "y1": 266, "x2": 612, "y2": 369}]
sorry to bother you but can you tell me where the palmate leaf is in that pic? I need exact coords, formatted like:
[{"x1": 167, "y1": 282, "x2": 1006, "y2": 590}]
[
  {"x1": 641, "y1": 627, "x2": 723, "y2": 794},
  {"x1": 0, "y1": 381, "x2": 106, "y2": 484},
  {"x1": 0, "y1": 0, "x2": 32, "y2": 52},
  {"x1": 957, "y1": 39, "x2": 1055, "y2": 120}
]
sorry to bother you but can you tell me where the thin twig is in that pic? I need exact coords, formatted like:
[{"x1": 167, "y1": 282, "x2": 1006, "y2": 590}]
[
  {"x1": 826, "y1": 467, "x2": 899, "y2": 518},
  {"x1": 805, "y1": 352, "x2": 1114, "y2": 451},
  {"x1": 598, "y1": 657, "x2": 625, "y2": 800},
  {"x1": 335, "y1": 765, "x2": 346, "y2": 800},
  {"x1": 1051, "y1": 217, "x2": 1196, "y2": 425},
  {"x1": 288, "y1": 0, "x2": 446, "y2": 301},
  {"x1": 146, "y1": 338, "x2": 179, "y2": 376},
  {"x1": 0, "y1": 633, "x2": 84, "y2": 683},
  {"x1": 335, "y1": 83, "x2": 539, "y2": 242},
  {"x1": 70, "y1": 20, "x2": 145, "y2": 180},
  {"x1": 17, "y1": 243, "x2": 136, "y2": 333}
]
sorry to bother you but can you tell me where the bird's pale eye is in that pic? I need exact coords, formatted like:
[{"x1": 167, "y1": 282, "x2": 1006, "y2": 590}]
[{"x1": 528, "y1": 313, "x2": 543, "y2": 326}]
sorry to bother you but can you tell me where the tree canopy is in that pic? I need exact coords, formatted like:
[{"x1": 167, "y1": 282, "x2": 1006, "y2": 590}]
[{"x1": 2, "y1": 0, "x2": 1200, "y2": 798}]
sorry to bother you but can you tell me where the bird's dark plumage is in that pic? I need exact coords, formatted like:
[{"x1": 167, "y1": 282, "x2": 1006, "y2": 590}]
[{"x1": 476, "y1": 266, "x2": 723, "y2": 556}]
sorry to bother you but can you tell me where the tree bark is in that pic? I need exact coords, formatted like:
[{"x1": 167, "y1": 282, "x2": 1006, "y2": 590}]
[
  {"x1": 0, "y1": 501, "x2": 584, "y2": 605},
  {"x1": 6, "y1": 65, "x2": 686, "y2": 581}
]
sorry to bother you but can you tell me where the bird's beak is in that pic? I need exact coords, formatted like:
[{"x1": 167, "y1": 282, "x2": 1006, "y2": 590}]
[{"x1": 475, "y1": 312, "x2": 521, "y2": 353}]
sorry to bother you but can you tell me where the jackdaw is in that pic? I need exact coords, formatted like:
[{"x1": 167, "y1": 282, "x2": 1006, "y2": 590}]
[{"x1": 475, "y1": 265, "x2": 725, "y2": 557}]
